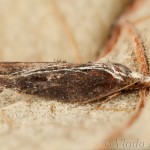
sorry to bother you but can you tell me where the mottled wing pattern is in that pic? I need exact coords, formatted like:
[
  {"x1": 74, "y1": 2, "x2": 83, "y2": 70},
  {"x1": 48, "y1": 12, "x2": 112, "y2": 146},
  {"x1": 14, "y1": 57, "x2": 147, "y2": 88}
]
[{"x1": 0, "y1": 62, "x2": 136, "y2": 102}]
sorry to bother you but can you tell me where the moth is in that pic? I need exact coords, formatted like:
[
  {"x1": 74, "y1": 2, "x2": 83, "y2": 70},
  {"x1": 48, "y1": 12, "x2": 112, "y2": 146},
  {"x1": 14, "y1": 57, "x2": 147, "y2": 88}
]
[{"x1": 0, "y1": 61, "x2": 149, "y2": 103}]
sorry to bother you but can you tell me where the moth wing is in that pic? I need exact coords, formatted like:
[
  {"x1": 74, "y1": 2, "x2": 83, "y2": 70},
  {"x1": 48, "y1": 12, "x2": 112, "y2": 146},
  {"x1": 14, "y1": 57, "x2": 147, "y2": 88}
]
[
  {"x1": 0, "y1": 62, "x2": 133, "y2": 103},
  {"x1": 0, "y1": 62, "x2": 58, "y2": 75},
  {"x1": 7, "y1": 69, "x2": 127, "y2": 103}
]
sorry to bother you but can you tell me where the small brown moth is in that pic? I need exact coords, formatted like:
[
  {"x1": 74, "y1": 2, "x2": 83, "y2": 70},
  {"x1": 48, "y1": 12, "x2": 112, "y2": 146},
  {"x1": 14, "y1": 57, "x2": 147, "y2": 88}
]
[{"x1": 0, "y1": 61, "x2": 149, "y2": 103}]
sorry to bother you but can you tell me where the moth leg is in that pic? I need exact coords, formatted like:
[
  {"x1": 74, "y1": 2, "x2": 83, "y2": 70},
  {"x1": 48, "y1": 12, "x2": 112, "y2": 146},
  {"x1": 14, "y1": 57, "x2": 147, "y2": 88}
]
[{"x1": 95, "y1": 92, "x2": 121, "y2": 109}]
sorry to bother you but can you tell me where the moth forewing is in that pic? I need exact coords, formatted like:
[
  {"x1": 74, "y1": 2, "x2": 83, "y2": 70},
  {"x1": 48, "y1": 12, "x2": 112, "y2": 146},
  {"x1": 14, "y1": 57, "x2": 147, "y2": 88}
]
[{"x1": 0, "y1": 62, "x2": 148, "y2": 103}]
